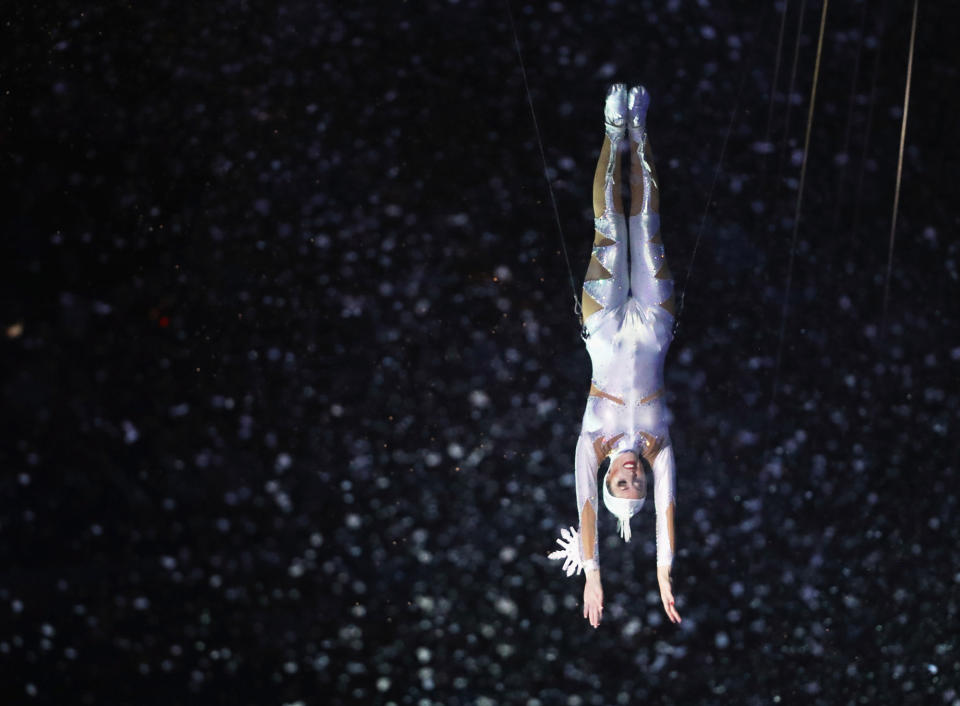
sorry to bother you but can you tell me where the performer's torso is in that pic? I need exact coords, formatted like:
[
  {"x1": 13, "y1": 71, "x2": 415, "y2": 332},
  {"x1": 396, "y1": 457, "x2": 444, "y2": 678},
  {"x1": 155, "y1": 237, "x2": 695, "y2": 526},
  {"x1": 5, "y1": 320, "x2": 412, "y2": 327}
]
[{"x1": 581, "y1": 299, "x2": 673, "y2": 453}]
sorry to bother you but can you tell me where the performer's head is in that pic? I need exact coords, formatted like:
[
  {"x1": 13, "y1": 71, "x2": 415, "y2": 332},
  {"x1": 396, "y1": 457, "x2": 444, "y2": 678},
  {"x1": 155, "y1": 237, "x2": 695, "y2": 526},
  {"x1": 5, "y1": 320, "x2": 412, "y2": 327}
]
[
  {"x1": 602, "y1": 450, "x2": 646, "y2": 542},
  {"x1": 606, "y1": 451, "x2": 646, "y2": 498}
]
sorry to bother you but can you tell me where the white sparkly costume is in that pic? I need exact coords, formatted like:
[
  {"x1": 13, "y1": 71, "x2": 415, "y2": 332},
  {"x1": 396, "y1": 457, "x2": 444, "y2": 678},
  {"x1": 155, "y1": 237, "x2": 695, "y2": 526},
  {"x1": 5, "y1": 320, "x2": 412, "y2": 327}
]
[{"x1": 574, "y1": 84, "x2": 677, "y2": 571}]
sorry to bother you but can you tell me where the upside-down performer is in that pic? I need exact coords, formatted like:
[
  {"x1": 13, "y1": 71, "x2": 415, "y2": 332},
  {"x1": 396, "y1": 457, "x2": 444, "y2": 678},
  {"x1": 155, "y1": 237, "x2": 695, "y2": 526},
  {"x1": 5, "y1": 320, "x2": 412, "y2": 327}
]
[{"x1": 549, "y1": 84, "x2": 681, "y2": 629}]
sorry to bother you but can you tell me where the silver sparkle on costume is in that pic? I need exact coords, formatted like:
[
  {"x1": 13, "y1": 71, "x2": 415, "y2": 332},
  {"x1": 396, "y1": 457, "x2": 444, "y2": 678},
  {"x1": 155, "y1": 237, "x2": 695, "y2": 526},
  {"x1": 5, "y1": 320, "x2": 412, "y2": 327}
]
[
  {"x1": 603, "y1": 82, "x2": 628, "y2": 139},
  {"x1": 575, "y1": 85, "x2": 677, "y2": 569},
  {"x1": 627, "y1": 85, "x2": 648, "y2": 130},
  {"x1": 629, "y1": 86, "x2": 658, "y2": 187}
]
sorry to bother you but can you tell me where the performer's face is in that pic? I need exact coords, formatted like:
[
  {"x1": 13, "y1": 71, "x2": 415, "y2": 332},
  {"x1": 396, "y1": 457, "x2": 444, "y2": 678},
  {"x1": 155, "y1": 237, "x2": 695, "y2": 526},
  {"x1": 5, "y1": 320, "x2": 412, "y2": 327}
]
[{"x1": 607, "y1": 451, "x2": 646, "y2": 499}]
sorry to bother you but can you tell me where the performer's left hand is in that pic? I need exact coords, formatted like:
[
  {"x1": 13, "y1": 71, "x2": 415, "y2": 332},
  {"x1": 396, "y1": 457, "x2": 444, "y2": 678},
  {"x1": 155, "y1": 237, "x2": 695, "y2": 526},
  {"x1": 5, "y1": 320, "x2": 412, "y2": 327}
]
[{"x1": 657, "y1": 565, "x2": 682, "y2": 624}]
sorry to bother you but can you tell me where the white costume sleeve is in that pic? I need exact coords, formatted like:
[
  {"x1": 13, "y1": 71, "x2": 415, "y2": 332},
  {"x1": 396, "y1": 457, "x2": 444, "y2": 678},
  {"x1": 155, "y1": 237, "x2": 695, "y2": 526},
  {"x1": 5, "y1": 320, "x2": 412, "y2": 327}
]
[
  {"x1": 574, "y1": 432, "x2": 600, "y2": 564},
  {"x1": 652, "y1": 444, "x2": 676, "y2": 567}
]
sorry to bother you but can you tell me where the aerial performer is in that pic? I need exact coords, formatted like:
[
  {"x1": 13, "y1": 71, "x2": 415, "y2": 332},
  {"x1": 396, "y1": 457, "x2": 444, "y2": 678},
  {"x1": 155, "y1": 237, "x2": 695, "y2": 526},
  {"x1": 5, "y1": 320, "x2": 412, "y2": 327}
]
[{"x1": 548, "y1": 84, "x2": 681, "y2": 629}]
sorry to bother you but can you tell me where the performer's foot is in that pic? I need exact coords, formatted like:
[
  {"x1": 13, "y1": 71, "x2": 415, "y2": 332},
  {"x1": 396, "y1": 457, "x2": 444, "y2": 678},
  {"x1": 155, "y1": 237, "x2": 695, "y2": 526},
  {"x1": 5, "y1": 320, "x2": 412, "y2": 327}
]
[
  {"x1": 604, "y1": 83, "x2": 627, "y2": 141},
  {"x1": 628, "y1": 85, "x2": 650, "y2": 134}
]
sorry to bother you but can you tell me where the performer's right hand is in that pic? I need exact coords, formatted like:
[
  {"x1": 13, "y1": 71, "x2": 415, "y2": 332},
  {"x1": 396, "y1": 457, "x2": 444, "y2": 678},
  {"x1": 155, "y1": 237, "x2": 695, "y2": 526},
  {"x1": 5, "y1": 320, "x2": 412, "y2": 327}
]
[{"x1": 583, "y1": 571, "x2": 603, "y2": 628}]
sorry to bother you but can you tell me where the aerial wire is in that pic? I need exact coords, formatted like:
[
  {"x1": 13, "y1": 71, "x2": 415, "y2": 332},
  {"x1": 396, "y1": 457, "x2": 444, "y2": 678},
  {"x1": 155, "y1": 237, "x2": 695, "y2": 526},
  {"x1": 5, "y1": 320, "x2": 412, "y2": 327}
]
[
  {"x1": 504, "y1": 0, "x2": 583, "y2": 325},
  {"x1": 880, "y1": 0, "x2": 919, "y2": 340},
  {"x1": 673, "y1": 3, "x2": 773, "y2": 335},
  {"x1": 776, "y1": 0, "x2": 808, "y2": 190},
  {"x1": 765, "y1": 0, "x2": 831, "y2": 448},
  {"x1": 851, "y1": 11, "x2": 886, "y2": 241},
  {"x1": 764, "y1": 0, "x2": 790, "y2": 150},
  {"x1": 831, "y1": 0, "x2": 870, "y2": 236},
  {"x1": 674, "y1": 69, "x2": 749, "y2": 335}
]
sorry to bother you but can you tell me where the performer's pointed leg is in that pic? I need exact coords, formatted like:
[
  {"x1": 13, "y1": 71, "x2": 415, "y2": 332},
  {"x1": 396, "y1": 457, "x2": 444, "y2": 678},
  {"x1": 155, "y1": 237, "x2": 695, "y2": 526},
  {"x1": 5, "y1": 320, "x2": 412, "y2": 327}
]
[
  {"x1": 627, "y1": 85, "x2": 675, "y2": 320},
  {"x1": 582, "y1": 84, "x2": 629, "y2": 324}
]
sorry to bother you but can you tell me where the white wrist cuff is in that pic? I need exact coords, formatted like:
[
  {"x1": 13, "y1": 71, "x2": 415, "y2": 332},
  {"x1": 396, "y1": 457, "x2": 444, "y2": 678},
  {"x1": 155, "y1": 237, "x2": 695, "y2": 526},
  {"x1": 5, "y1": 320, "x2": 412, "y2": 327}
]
[{"x1": 582, "y1": 558, "x2": 599, "y2": 573}]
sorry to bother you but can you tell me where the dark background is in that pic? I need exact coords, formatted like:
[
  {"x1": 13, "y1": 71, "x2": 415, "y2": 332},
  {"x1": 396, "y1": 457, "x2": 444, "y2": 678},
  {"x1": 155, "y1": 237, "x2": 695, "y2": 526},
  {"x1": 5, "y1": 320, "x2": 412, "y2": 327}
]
[{"x1": 2, "y1": 0, "x2": 959, "y2": 704}]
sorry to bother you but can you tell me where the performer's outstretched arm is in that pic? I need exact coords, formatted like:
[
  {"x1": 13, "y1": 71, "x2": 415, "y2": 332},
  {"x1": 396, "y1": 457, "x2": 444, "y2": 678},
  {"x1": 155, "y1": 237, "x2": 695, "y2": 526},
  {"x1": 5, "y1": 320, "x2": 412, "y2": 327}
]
[
  {"x1": 573, "y1": 432, "x2": 602, "y2": 628},
  {"x1": 574, "y1": 433, "x2": 601, "y2": 565},
  {"x1": 651, "y1": 444, "x2": 681, "y2": 623},
  {"x1": 574, "y1": 432, "x2": 623, "y2": 628}
]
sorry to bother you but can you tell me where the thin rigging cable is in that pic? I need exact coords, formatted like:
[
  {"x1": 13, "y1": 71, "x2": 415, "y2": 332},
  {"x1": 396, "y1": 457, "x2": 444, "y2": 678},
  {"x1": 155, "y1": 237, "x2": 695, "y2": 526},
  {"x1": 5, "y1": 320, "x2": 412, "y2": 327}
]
[
  {"x1": 831, "y1": 0, "x2": 870, "y2": 235},
  {"x1": 777, "y1": 0, "x2": 808, "y2": 185},
  {"x1": 675, "y1": 4, "x2": 772, "y2": 335},
  {"x1": 674, "y1": 75, "x2": 746, "y2": 333},
  {"x1": 766, "y1": 0, "x2": 830, "y2": 432},
  {"x1": 764, "y1": 0, "x2": 790, "y2": 147},
  {"x1": 851, "y1": 12, "x2": 885, "y2": 241},
  {"x1": 881, "y1": 0, "x2": 919, "y2": 339},
  {"x1": 504, "y1": 0, "x2": 582, "y2": 324}
]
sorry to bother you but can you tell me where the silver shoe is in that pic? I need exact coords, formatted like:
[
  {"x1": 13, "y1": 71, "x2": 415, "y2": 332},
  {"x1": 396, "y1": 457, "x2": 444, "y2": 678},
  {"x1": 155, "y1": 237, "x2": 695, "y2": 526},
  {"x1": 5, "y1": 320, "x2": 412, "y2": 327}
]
[
  {"x1": 604, "y1": 83, "x2": 627, "y2": 141},
  {"x1": 627, "y1": 85, "x2": 650, "y2": 133}
]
